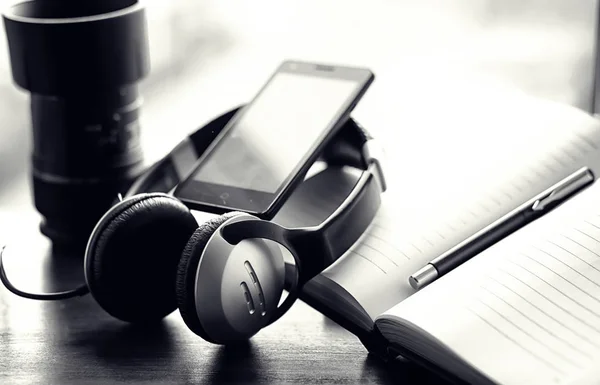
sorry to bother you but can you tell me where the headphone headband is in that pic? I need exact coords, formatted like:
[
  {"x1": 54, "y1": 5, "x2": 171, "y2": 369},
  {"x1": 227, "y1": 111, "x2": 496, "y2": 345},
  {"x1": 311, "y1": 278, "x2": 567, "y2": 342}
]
[{"x1": 222, "y1": 162, "x2": 384, "y2": 283}]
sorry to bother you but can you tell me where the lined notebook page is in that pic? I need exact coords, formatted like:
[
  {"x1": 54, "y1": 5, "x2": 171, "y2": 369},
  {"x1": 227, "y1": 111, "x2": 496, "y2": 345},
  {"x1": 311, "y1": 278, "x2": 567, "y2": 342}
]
[
  {"x1": 320, "y1": 98, "x2": 600, "y2": 320},
  {"x1": 379, "y1": 181, "x2": 600, "y2": 385}
]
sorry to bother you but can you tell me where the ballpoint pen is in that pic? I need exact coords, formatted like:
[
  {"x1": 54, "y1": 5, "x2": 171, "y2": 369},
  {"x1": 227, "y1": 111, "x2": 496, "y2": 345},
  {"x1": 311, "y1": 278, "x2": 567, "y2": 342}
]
[{"x1": 408, "y1": 166, "x2": 595, "y2": 290}]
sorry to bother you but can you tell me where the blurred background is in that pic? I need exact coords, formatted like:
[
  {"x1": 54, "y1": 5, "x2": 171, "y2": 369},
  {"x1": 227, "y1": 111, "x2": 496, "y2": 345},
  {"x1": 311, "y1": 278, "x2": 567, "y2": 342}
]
[{"x1": 0, "y1": 0, "x2": 597, "y2": 216}]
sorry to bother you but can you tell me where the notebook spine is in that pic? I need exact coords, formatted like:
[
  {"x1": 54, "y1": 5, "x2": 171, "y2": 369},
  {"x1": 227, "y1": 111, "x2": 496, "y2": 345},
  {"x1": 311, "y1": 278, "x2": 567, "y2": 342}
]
[
  {"x1": 373, "y1": 326, "x2": 469, "y2": 385},
  {"x1": 360, "y1": 329, "x2": 394, "y2": 362}
]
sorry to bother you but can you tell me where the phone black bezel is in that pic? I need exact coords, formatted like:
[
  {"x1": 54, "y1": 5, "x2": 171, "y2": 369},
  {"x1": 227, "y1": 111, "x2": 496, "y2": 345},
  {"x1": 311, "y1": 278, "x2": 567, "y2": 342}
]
[{"x1": 173, "y1": 60, "x2": 374, "y2": 219}]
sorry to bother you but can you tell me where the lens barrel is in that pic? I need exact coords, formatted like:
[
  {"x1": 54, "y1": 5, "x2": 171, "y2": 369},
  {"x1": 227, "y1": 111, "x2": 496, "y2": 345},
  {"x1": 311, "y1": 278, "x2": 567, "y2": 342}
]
[{"x1": 3, "y1": 0, "x2": 149, "y2": 250}]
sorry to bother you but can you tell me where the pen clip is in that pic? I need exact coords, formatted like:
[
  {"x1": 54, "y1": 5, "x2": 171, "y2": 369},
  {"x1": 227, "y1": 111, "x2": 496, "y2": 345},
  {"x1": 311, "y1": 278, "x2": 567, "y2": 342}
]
[{"x1": 531, "y1": 167, "x2": 594, "y2": 212}]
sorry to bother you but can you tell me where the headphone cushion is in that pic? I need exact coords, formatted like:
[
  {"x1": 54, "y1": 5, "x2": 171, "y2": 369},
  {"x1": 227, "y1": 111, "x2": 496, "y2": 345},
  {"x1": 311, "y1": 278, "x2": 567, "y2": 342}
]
[
  {"x1": 87, "y1": 194, "x2": 198, "y2": 323},
  {"x1": 175, "y1": 212, "x2": 241, "y2": 341}
]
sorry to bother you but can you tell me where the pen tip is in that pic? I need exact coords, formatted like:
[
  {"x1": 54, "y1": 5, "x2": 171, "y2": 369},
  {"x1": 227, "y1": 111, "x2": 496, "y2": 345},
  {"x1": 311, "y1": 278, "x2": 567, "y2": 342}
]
[
  {"x1": 409, "y1": 264, "x2": 438, "y2": 290},
  {"x1": 408, "y1": 276, "x2": 420, "y2": 290}
]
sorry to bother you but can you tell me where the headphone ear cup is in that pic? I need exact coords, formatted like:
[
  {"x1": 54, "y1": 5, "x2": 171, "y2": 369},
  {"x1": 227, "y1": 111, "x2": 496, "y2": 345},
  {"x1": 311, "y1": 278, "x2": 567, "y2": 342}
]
[
  {"x1": 175, "y1": 212, "x2": 241, "y2": 342},
  {"x1": 85, "y1": 193, "x2": 198, "y2": 323},
  {"x1": 176, "y1": 213, "x2": 286, "y2": 344}
]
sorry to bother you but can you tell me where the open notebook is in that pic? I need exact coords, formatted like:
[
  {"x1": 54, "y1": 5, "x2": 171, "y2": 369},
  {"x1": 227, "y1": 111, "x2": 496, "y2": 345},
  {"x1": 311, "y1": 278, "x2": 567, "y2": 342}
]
[
  {"x1": 281, "y1": 94, "x2": 600, "y2": 383},
  {"x1": 377, "y1": 178, "x2": 600, "y2": 385}
]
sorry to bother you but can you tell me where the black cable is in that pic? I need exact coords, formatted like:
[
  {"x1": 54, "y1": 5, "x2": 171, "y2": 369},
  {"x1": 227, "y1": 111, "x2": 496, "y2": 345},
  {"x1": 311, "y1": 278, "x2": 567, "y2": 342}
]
[{"x1": 0, "y1": 245, "x2": 90, "y2": 300}]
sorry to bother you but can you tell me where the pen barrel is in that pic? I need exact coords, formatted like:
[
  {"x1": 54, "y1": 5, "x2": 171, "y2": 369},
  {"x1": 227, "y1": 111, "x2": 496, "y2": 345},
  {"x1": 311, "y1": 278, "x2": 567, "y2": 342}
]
[{"x1": 433, "y1": 211, "x2": 532, "y2": 277}]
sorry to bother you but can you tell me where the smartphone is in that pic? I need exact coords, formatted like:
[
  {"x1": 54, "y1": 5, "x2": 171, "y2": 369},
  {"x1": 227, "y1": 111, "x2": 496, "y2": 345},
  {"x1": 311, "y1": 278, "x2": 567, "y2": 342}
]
[{"x1": 173, "y1": 60, "x2": 374, "y2": 218}]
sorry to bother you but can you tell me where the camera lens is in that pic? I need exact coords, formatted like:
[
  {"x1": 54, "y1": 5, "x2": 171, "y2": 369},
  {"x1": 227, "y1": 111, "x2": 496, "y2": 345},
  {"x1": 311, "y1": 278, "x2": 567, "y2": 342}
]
[{"x1": 3, "y1": 0, "x2": 149, "y2": 250}]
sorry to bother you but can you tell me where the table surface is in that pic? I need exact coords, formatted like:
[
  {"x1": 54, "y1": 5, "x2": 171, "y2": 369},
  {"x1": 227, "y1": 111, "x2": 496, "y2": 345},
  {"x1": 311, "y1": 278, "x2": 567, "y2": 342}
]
[{"x1": 0, "y1": 1, "x2": 598, "y2": 384}]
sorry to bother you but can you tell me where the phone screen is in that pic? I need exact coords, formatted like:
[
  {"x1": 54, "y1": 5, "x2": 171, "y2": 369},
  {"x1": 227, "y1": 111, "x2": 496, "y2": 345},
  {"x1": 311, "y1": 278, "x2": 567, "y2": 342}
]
[
  {"x1": 175, "y1": 63, "x2": 373, "y2": 215},
  {"x1": 193, "y1": 72, "x2": 357, "y2": 192}
]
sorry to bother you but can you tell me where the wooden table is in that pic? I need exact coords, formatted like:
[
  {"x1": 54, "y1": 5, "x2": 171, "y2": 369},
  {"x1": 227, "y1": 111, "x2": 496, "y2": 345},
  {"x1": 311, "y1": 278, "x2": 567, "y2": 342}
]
[{"x1": 0, "y1": 1, "x2": 597, "y2": 384}]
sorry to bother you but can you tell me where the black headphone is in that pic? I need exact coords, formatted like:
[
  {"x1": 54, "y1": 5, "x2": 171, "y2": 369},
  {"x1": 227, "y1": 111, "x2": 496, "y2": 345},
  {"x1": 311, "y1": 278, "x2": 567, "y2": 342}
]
[{"x1": 0, "y1": 107, "x2": 386, "y2": 345}]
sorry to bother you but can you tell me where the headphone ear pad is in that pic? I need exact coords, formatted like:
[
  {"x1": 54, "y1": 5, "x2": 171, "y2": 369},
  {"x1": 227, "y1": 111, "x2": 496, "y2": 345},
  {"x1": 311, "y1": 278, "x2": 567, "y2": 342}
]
[
  {"x1": 86, "y1": 194, "x2": 198, "y2": 323},
  {"x1": 175, "y1": 212, "x2": 241, "y2": 341}
]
